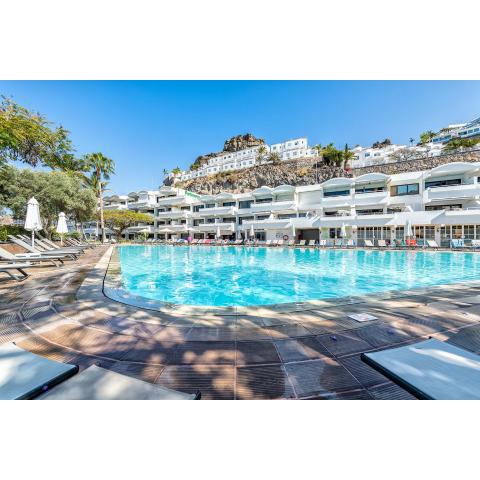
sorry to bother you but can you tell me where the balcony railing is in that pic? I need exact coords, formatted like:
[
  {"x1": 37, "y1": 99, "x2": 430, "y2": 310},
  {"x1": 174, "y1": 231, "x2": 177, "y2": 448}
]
[
  {"x1": 155, "y1": 210, "x2": 190, "y2": 219},
  {"x1": 198, "y1": 222, "x2": 235, "y2": 232},
  {"x1": 155, "y1": 195, "x2": 187, "y2": 206},
  {"x1": 198, "y1": 206, "x2": 237, "y2": 216},
  {"x1": 423, "y1": 184, "x2": 480, "y2": 202},
  {"x1": 248, "y1": 201, "x2": 296, "y2": 213}
]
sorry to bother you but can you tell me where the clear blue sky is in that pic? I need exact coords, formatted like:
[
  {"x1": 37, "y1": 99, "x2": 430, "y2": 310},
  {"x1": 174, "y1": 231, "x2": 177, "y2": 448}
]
[{"x1": 1, "y1": 81, "x2": 479, "y2": 194}]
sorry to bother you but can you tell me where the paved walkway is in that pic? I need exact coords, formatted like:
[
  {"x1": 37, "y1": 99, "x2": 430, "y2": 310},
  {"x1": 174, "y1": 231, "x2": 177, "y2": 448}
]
[{"x1": 2, "y1": 245, "x2": 480, "y2": 399}]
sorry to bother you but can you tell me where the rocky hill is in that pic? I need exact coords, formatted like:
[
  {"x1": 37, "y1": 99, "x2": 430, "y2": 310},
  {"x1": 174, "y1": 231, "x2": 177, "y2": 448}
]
[
  {"x1": 187, "y1": 133, "x2": 265, "y2": 172},
  {"x1": 173, "y1": 150, "x2": 480, "y2": 195}
]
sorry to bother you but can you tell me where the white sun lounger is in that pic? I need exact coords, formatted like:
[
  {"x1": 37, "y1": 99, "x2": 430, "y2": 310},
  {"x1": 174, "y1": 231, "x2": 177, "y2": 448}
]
[
  {"x1": 427, "y1": 240, "x2": 440, "y2": 249},
  {"x1": 0, "y1": 245, "x2": 62, "y2": 267},
  {"x1": 0, "y1": 262, "x2": 32, "y2": 281},
  {"x1": 364, "y1": 239, "x2": 375, "y2": 247},
  {"x1": 362, "y1": 338, "x2": 480, "y2": 400},
  {"x1": 0, "y1": 343, "x2": 78, "y2": 400},
  {"x1": 8, "y1": 236, "x2": 76, "y2": 261},
  {"x1": 39, "y1": 365, "x2": 200, "y2": 400}
]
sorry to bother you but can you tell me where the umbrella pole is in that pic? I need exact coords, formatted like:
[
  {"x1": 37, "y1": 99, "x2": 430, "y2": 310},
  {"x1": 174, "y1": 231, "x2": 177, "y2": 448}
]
[
  {"x1": 31, "y1": 230, "x2": 34, "y2": 248},
  {"x1": 61, "y1": 234, "x2": 63, "y2": 246}
]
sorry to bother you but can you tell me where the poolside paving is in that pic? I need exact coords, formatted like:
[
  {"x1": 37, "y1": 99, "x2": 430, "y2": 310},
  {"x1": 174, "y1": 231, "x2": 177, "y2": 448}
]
[{"x1": 2, "y1": 245, "x2": 480, "y2": 399}]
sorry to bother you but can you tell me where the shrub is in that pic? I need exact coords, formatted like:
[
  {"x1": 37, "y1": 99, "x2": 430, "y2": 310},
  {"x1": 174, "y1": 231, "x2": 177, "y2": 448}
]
[{"x1": 0, "y1": 225, "x2": 27, "y2": 242}]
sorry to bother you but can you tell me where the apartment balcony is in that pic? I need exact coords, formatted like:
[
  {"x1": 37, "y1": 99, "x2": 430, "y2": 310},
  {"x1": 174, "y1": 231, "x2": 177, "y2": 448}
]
[
  {"x1": 321, "y1": 195, "x2": 354, "y2": 208},
  {"x1": 198, "y1": 206, "x2": 237, "y2": 216},
  {"x1": 155, "y1": 195, "x2": 188, "y2": 207},
  {"x1": 198, "y1": 222, "x2": 235, "y2": 232},
  {"x1": 156, "y1": 224, "x2": 188, "y2": 233},
  {"x1": 241, "y1": 219, "x2": 292, "y2": 230},
  {"x1": 126, "y1": 225, "x2": 156, "y2": 233},
  {"x1": 248, "y1": 201, "x2": 296, "y2": 214},
  {"x1": 423, "y1": 184, "x2": 480, "y2": 203},
  {"x1": 103, "y1": 203, "x2": 129, "y2": 210},
  {"x1": 155, "y1": 210, "x2": 190, "y2": 220},
  {"x1": 353, "y1": 191, "x2": 389, "y2": 207},
  {"x1": 128, "y1": 201, "x2": 151, "y2": 210}
]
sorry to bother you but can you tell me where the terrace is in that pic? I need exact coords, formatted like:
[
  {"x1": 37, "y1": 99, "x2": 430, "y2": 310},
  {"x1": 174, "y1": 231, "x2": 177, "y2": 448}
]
[{"x1": 3, "y1": 244, "x2": 480, "y2": 399}]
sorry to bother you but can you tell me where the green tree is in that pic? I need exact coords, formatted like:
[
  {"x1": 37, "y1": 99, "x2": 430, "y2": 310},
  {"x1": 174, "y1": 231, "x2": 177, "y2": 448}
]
[
  {"x1": 267, "y1": 151, "x2": 281, "y2": 165},
  {"x1": 83, "y1": 152, "x2": 115, "y2": 243},
  {"x1": 419, "y1": 130, "x2": 436, "y2": 144},
  {"x1": 256, "y1": 145, "x2": 268, "y2": 165},
  {"x1": 342, "y1": 144, "x2": 355, "y2": 169},
  {"x1": 0, "y1": 166, "x2": 97, "y2": 238},
  {"x1": 444, "y1": 137, "x2": 480, "y2": 153},
  {"x1": 0, "y1": 97, "x2": 73, "y2": 168},
  {"x1": 102, "y1": 210, "x2": 153, "y2": 239},
  {"x1": 322, "y1": 143, "x2": 344, "y2": 166},
  {"x1": 171, "y1": 166, "x2": 182, "y2": 175}
]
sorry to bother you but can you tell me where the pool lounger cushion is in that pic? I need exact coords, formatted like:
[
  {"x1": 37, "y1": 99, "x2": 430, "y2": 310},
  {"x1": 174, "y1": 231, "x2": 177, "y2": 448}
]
[
  {"x1": 39, "y1": 365, "x2": 200, "y2": 400},
  {"x1": 0, "y1": 343, "x2": 78, "y2": 400},
  {"x1": 361, "y1": 338, "x2": 480, "y2": 400}
]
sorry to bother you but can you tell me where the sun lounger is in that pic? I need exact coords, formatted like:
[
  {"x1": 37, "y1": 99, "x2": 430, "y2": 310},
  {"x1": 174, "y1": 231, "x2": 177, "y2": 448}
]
[
  {"x1": 362, "y1": 338, "x2": 480, "y2": 400},
  {"x1": 287, "y1": 239, "x2": 295, "y2": 247},
  {"x1": 0, "y1": 343, "x2": 78, "y2": 400},
  {"x1": 0, "y1": 262, "x2": 32, "y2": 281},
  {"x1": 364, "y1": 239, "x2": 374, "y2": 248},
  {"x1": 451, "y1": 238, "x2": 465, "y2": 249},
  {"x1": 405, "y1": 238, "x2": 418, "y2": 248},
  {"x1": 426, "y1": 239, "x2": 439, "y2": 249},
  {"x1": 36, "y1": 235, "x2": 85, "y2": 252},
  {"x1": 39, "y1": 365, "x2": 200, "y2": 400},
  {"x1": 318, "y1": 239, "x2": 327, "y2": 248},
  {"x1": 296, "y1": 239, "x2": 306, "y2": 247},
  {"x1": 277, "y1": 240, "x2": 284, "y2": 247},
  {"x1": 325, "y1": 239, "x2": 334, "y2": 248},
  {"x1": 307, "y1": 240, "x2": 316, "y2": 247},
  {"x1": 471, "y1": 239, "x2": 480, "y2": 249},
  {"x1": 0, "y1": 245, "x2": 62, "y2": 267},
  {"x1": 377, "y1": 239, "x2": 387, "y2": 248},
  {"x1": 8, "y1": 236, "x2": 77, "y2": 260},
  {"x1": 265, "y1": 240, "x2": 272, "y2": 247},
  {"x1": 20, "y1": 236, "x2": 84, "y2": 255}
]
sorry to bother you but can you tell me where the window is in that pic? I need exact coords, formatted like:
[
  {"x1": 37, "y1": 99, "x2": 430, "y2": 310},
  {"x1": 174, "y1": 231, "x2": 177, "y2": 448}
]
[
  {"x1": 256, "y1": 215, "x2": 270, "y2": 220},
  {"x1": 255, "y1": 231, "x2": 266, "y2": 241},
  {"x1": 323, "y1": 189, "x2": 350, "y2": 197},
  {"x1": 387, "y1": 207, "x2": 403, "y2": 214},
  {"x1": 278, "y1": 213, "x2": 297, "y2": 219},
  {"x1": 356, "y1": 209, "x2": 384, "y2": 215},
  {"x1": 239, "y1": 200, "x2": 253, "y2": 209},
  {"x1": 464, "y1": 225, "x2": 476, "y2": 239},
  {"x1": 238, "y1": 216, "x2": 254, "y2": 225},
  {"x1": 425, "y1": 204, "x2": 462, "y2": 211},
  {"x1": 390, "y1": 183, "x2": 419, "y2": 196},
  {"x1": 193, "y1": 205, "x2": 204, "y2": 212},
  {"x1": 255, "y1": 198, "x2": 273, "y2": 204},
  {"x1": 204, "y1": 203, "x2": 215, "y2": 209},
  {"x1": 355, "y1": 185, "x2": 386, "y2": 194},
  {"x1": 222, "y1": 201, "x2": 236, "y2": 207},
  {"x1": 425, "y1": 178, "x2": 462, "y2": 189}
]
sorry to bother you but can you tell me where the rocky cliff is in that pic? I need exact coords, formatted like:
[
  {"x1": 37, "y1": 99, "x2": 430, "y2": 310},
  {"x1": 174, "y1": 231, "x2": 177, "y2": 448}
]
[
  {"x1": 174, "y1": 150, "x2": 480, "y2": 195},
  {"x1": 187, "y1": 133, "x2": 265, "y2": 172}
]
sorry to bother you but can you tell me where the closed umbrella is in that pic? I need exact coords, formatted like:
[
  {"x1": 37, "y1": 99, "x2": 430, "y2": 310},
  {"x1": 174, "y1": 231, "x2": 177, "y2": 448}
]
[
  {"x1": 249, "y1": 224, "x2": 255, "y2": 239},
  {"x1": 216, "y1": 225, "x2": 221, "y2": 239},
  {"x1": 340, "y1": 223, "x2": 347, "y2": 238},
  {"x1": 24, "y1": 197, "x2": 42, "y2": 247},
  {"x1": 56, "y1": 212, "x2": 69, "y2": 246},
  {"x1": 405, "y1": 219, "x2": 413, "y2": 238}
]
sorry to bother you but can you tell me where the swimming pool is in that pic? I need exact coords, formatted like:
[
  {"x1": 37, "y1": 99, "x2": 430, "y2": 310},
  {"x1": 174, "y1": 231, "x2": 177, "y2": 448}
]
[{"x1": 117, "y1": 245, "x2": 480, "y2": 307}]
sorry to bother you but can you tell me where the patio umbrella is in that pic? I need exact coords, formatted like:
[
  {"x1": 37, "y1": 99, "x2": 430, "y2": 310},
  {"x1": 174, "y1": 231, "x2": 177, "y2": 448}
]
[
  {"x1": 24, "y1": 197, "x2": 42, "y2": 247},
  {"x1": 249, "y1": 224, "x2": 255, "y2": 239},
  {"x1": 55, "y1": 212, "x2": 69, "y2": 246},
  {"x1": 216, "y1": 225, "x2": 221, "y2": 239},
  {"x1": 405, "y1": 219, "x2": 413, "y2": 238},
  {"x1": 340, "y1": 223, "x2": 347, "y2": 238}
]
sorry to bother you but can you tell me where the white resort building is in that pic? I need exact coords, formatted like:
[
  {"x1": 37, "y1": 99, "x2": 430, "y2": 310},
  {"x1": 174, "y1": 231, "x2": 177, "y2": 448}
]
[{"x1": 95, "y1": 161, "x2": 480, "y2": 247}]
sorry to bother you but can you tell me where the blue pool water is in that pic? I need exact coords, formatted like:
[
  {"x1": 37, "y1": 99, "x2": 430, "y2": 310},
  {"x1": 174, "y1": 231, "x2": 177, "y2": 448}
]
[{"x1": 118, "y1": 245, "x2": 480, "y2": 307}]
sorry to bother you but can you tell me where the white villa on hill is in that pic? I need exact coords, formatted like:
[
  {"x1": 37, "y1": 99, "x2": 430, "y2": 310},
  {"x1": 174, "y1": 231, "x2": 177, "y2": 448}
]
[{"x1": 173, "y1": 137, "x2": 315, "y2": 181}]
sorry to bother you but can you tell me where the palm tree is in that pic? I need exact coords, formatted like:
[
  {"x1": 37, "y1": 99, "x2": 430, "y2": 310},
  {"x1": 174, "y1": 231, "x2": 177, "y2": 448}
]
[
  {"x1": 312, "y1": 144, "x2": 323, "y2": 182},
  {"x1": 256, "y1": 145, "x2": 268, "y2": 165},
  {"x1": 419, "y1": 130, "x2": 436, "y2": 145},
  {"x1": 163, "y1": 168, "x2": 169, "y2": 178},
  {"x1": 342, "y1": 144, "x2": 355, "y2": 170},
  {"x1": 409, "y1": 137, "x2": 415, "y2": 146},
  {"x1": 171, "y1": 166, "x2": 182, "y2": 175},
  {"x1": 83, "y1": 152, "x2": 115, "y2": 243},
  {"x1": 267, "y1": 152, "x2": 281, "y2": 165}
]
